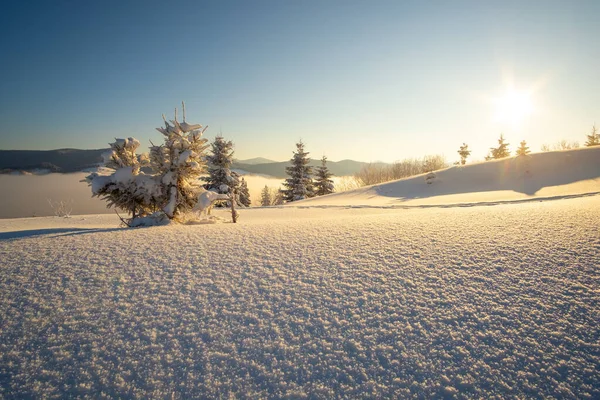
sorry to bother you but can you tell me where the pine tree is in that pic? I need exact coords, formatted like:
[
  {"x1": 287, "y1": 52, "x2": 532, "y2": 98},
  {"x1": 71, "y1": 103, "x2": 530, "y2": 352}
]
[
  {"x1": 260, "y1": 185, "x2": 272, "y2": 206},
  {"x1": 490, "y1": 134, "x2": 510, "y2": 159},
  {"x1": 204, "y1": 136, "x2": 239, "y2": 197},
  {"x1": 238, "y1": 177, "x2": 251, "y2": 207},
  {"x1": 457, "y1": 143, "x2": 471, "y2": 165},
  {"x1": 516, "y1": 140, "x2": 531, "y2": 156},
  {"x1": 85, "y1": 138, "x2": 162, "y2": 224},
  {"x1": 281, "y1": 141, "x2": 315, "y2": 202},
  {"x1": 585, "y1": 124, "x2": 600, "y2": 147},
  {"x1": 314, "y1": 156, "x2": 335, "y2": 196},
  {"x1": 272, "y1": 190, "x2": 284, "y2": 205},
  {"x1": 86, "y1": 103, "x2": 210, "y2": 224},
  {"x1": 150, "y1": 104, "x2": 210, "y2": 219}
]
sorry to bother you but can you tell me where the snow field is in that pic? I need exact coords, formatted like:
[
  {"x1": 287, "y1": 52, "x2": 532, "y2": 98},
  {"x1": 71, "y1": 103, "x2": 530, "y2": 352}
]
[{"x1": 1, "y1": 196, "x2": 599, "y2": 398}]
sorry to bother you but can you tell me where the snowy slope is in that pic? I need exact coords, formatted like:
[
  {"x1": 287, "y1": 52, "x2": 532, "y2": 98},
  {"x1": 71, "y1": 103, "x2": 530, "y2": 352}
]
[
  {"x1": 0, "y1": 147, "x2": 599, "y2": 398},
  {"x1": 298, "y1": 147, "x2": 600, "y2": 207},
  {"x1": 1, "y1": 195, "x2": 599, "y2": 398}
]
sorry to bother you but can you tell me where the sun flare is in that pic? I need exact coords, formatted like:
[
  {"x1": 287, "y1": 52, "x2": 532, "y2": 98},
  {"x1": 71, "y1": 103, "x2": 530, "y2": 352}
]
[{"x1": 492, "y1": 88, "x2": 534, "y2": 128}]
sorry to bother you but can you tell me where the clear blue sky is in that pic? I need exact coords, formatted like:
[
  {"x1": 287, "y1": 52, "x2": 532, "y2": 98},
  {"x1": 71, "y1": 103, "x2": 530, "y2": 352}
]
[{"x1": 0, "y1": 0, "x2": 598, "y2": 163}]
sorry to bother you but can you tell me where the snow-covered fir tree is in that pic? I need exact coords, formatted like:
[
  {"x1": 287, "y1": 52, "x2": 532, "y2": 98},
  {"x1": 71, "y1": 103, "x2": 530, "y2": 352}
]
[
  {"x1": 203, "y1": 136, "x2": 239, "y2": 196},
  {"x1": 150, "y1": 104, "x2": 210, "y2": 219},
  {"x1": 585, "y1": 124, "x2": 599, "y2": 147},
  {"x1": 238, "y1": 178, "x2": 251, "y2": 207},
  {"x1": 516, "y1": 140, "x2": 531, "y2": 156},
  {"x1": 272, "y1": 190, "x2": 284, "y2": 205},
  {"x1": 86, "y1": 103, "x2": 212, "y2": 224},
  {"x1": 281, "y1": 141, "x2": 315, "y2": 202},
  {"x1": 490, "y1": 134, "x2": 510, "y2": 159},
  {"x1": 260, "y1": 185, "x2": 272, "y2": 206},
  {"x1": 85, "y1": 138, "x2": 162, "y2": 224},
  {"x1": 314, "y1": 155, "x2": 334, "y2": 196},
  {"x1": 457, "y1": 143, "x2": 471, "y2": 165}
]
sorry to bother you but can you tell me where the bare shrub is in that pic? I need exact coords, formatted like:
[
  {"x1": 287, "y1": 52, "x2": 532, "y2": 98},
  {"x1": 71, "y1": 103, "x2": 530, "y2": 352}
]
[
  {"x1": 552, "y1": 140, "x2": 580, "y2": 150},
  {"x1": 354, "y1": 155, "x2": 448, "y2": 187},
  {"x1": 354, "y1": 164, "x2": 392, "y2": 186},
  {"x1": 541, "y1": 140, "x2": 580, "y2": 151},
  {"x1": 422, "y1": 154, "x2": 447, "y2": 172},
  {"x1": 335, "y1": 176, "x2": 362, "y2": 192},
  {"x1": 390, "y1": 158, "x2": 423, "y2": 179},
  {"x1": 47, "y1": 198, "x2": 73, "y2": 218}
]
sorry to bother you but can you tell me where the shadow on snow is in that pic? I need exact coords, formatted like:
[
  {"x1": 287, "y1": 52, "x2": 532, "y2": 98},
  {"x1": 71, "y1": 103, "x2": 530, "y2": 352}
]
[{"x1": 0, "y1": 227, "x2": 124, "y2": 241}]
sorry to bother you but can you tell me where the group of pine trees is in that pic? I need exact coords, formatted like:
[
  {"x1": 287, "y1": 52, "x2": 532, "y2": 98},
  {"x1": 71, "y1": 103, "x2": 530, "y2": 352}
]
[
  {"x1": 85, "y1": 104, "x2": 251, "y2": 225},
  {"x1": 281, "y1": 141, "x2": 335, "y2": 202},
  {"x1": 260, "y1": 141, "x2": 335, "y2": 206},
  {"x1": 457, "y1": 124, "x2": 598, "y2": 165}
]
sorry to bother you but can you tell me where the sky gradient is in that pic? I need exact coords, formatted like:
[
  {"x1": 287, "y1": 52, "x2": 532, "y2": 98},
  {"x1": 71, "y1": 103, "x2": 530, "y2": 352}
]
[{"x1": 1, "y1": 0, "x2": 598, "y2": 163}]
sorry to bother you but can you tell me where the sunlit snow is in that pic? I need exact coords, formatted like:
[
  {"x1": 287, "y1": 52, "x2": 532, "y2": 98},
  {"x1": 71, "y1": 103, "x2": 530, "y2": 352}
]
[{"x1": 0, "y1": 148, "x2": 599, "y2": 398}]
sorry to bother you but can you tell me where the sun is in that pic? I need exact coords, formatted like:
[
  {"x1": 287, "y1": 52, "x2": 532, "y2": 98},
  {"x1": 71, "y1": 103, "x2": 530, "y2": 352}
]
[{"x1": 492, "y1": 88, "x2": 534, "y2": 128}]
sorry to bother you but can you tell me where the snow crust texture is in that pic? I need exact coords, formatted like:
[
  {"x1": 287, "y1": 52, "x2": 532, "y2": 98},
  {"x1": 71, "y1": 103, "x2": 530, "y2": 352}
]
[{"x1": 0, "y1": 196, "x2": 599, "y2": 398}]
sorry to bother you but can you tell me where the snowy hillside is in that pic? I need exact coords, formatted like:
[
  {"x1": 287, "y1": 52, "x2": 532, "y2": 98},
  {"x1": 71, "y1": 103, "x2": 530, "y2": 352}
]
[
  {"x1": 0, "y1": 147, "x2": 599, "y2": 398},
  {"x1": 298, "y1": 146, "x2": 600, "y2": 207}
]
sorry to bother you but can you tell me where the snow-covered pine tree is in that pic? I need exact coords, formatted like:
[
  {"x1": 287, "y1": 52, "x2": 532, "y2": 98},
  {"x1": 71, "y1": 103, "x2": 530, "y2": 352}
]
[
  {"x1": 272, "y1": 190, "x2": 284, "y2": 205},
  {"x1": 150, "y1": 103, "x2": 210, "y2": 219},
  {"x1": 260, "y1": 185, "x2": 272, "y2": 206},
  {"x1": 314, "y1": 155, "x2": 334, "y2": 196},
  {"x1": 281, "y1": 141, "x2": 315, "y2": 202},
  {"x1": 490, "y1": 134, "x2": 510, "y2": 159},
  {"x1": 203, "y1": 136, "x2": 239, "y2": 206},
  {"x1": 238, "y1": 177, "x2": 251, "y2": 207},
  {"x1": 516, "y1": 140, "x2": 531, "y2": 156},
  {"x1": 457, "y1": 143, "x2": 471, "y2": 165},
  {"x1": 585, "y1": 124, "x2": 600, "y2": 147},
  {"x1": 85, "y1": 138, "x2": 162, "y2": 224}
]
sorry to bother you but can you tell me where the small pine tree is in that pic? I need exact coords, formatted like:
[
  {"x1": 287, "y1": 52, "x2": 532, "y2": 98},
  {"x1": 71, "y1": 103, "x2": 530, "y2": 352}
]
[
  {"x1": 490, "y1": 134, "x2": 510, "y2": 159},
  {"x1": 585, "y1": 124, "x2": 600, "y2": 147},
  {"x1": 272, "y1": 190, "x2": 284, "y2": 205},
  {"x1": 314, "y1": 156, "x2": 335, "y2": 196},
  {"x1": 85, "y1": 137, "x2": 160, "y2": 223},
  {"x1": 260, "y1": 185, "x2": 272, "y2": 206},
  {"x1": 281, "y1": 141, "x2": 315, "y2": 202},
  {"x1": 457, "y1": 143, "x2": 471, "y2": 165},
  {"x1": 150, "y1": 105, "x2": 210, "y2": 219},
  {"x1": 238, "y1": 177, "x2": 251, "y2": 207},
  {"x1": 204, "y1": 136, "x2": 238, "y2": 197},
  {"x1": 516, "y1": 140, "x2": 531, "y2": 156}
]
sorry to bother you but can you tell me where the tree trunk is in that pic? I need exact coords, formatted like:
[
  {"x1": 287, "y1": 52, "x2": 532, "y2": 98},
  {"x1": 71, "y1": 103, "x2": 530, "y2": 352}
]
[{"x1": 230, "y1": 190, "x2": 237, "y2": 223}]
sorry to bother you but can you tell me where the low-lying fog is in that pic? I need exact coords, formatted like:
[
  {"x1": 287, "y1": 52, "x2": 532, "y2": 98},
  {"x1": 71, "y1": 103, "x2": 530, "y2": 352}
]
[{"x1": 0, "y1": 173, "x2": 352, "y2": 218}]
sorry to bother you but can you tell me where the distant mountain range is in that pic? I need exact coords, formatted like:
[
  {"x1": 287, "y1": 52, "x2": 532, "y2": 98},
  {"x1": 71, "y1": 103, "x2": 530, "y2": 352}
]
[
  {"x1": 232, "y1": 159, "x2": 388, "y2": 178},
  {"x1": 236, "y1": 157, "x2": 278, "y2": 165},
  {"x1": 0, "y1": 149, "x2": 387, "y2": 177},
  {"x1": 0, "y1": 149, "x2": 108, "y2": 173}
]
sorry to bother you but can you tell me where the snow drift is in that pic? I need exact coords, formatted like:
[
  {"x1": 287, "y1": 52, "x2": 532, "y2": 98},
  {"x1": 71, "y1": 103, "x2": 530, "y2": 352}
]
[
  {"x1": 0, "y1": 147, "x2": 599, "y2": 398},
  {"x1": 298, "y1": 146, "x2": 600, "y2": 207}
]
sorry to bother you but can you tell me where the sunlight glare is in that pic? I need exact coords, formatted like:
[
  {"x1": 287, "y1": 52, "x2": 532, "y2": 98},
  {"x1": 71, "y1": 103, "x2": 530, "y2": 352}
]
[{"x1": 492, "y1": 88, "x2": 534, "y2": 128}]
